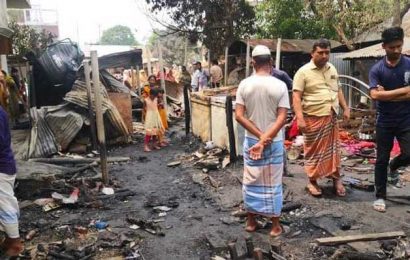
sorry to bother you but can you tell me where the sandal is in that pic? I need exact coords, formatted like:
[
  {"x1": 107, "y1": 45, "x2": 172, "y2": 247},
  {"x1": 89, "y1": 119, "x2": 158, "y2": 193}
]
[
  {"x1": 373, "y1": 199, "x2": 386, "y2": 213},
  {"x1": 306, "y1": 183, "x2": 322, "y2": 197}
]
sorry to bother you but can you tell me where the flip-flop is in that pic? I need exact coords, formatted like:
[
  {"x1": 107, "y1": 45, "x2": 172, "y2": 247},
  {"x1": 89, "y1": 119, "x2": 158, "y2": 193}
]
[
  {"x1": 306, "y1": 183, "x2": 322, "y2": 197},
  {"x1": 373, "y1": 199, "x2": 386, "y2": 213}
]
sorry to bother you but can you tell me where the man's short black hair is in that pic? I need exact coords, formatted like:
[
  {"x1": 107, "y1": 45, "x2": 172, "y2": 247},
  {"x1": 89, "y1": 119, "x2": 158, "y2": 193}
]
[
  {"x1": 253, "y1": 55, "x2": 272, "y2": 66},
  {"x1": 148, "y1": 75, "x2": 156, "y2": 81},
  {"x1": 212, "y1": 59, "x2": 218, "y2": 65},
  {"x1": 382, "y1": 27, "x2": 404, "y2": 44},
  {"x1": 312, "y1": 38, "x2": 331, "y2": 52}
]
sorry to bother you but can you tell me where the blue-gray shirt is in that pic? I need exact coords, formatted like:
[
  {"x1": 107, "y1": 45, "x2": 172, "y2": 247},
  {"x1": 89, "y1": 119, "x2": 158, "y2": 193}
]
[{"x1": 369, "y1": 55, "x2": 410, "y2": 128}]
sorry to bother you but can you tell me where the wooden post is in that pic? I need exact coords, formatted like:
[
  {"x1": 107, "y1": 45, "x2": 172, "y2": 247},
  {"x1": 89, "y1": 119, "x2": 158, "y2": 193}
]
[
  {"x1": 83, "y1": 60, "x2": 98, "y2": 151},
  {"x1": 276, "y1": 38, "x2": 282, "y2": 69},
  {"x1": 147, "y1": 48, "x2": 152, "y2": 75},
  {"x1": 245, "y1": 236, "x2": 254, "y2": 257},
  {"x1": 158, "y1": 43, "x2": 169, "y2": 120},
  {"x1": 136, "y1": 65, "x2": 141, "y2": 96},
  {"x1": 226, "y1": 95, "x2": 237, "y2": 162},
  {"x1": 224, "y1": 46, "x2": 229, "y2": 87},
  {"x1": 184, "y1": 85, "x2": 191, "y2": 136},
  {"x1": 184, "y1": 36, "x2": 188, "y2": 66},
  {"x1": 228, "y1": 243, "x2": 239, "y2": 260},
  {"x1": 90, "y1": 50, "x2": 109, "y2": 185},
  {"x1": 207, "y1": 50, "x2": 211, "y2": 88},
  {"x1": 130, "y1": 66, "x2": 135, "y2": 91},
  {"x1": 245, "y1": 39, "x2": 250, "y2": 77}
]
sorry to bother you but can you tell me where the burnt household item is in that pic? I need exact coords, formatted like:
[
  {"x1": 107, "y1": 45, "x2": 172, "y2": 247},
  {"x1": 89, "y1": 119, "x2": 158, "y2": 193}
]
[{"x1": 37, "y1": 38, "x2": 84, "y2": 85}]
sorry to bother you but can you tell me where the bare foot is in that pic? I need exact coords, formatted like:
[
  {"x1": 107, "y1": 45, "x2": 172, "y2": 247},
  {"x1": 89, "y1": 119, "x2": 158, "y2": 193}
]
[
  {"x1": 269, "y1": 225, "x2": 283, "y2": 237},
  {"x1": 1, "y1": 237, "x2": 24, "y2": 256},
  {"x1": 160, "y1": 142, "x2": 168, "y2": 147},
  {"x1": 144, "y1": 145, "x2": 152, "y2": 152},
  {"x1": 245, "y1": 213, "x2": 258, "y2": 232},
  {"x1": 333, "y1": 179, "x2": 346, "y2": 197}
]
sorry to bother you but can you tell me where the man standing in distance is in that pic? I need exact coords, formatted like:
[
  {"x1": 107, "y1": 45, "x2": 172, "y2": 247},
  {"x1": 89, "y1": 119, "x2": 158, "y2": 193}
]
[
  {"x1": 293, "y1": 39, "x2": 350, "y2": 197},
  {"x1": 236, "y1": 45, "x2": 289, "y2": 237},
  {"x1": 210, "y1": 59, "x2": 223, "y2": 88},
  {"x1": 368, "y1": 27, "x2": 410, "y2": 212}
]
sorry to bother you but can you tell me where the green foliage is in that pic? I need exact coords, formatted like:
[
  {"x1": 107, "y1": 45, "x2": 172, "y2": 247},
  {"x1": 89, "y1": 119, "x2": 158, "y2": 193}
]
[
  {"x1": 256, "y1": 0, "x2": 336, "y2": 39},
  {"x1": 145, "y1": 0, "x2": 256, "y2": 57},
  {"x1": 147, "y1": 30, "x2": 199, "y2": 66},
  {"x1": 8, "y1": 21, "x2": 55, "y2": 58},
  {"x1": 99, "y1": 25, "x2": 138, "y2": 46}
]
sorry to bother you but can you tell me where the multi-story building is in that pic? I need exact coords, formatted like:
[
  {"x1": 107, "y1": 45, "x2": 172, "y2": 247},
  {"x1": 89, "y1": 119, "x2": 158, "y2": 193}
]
[{"x1": 7, "y1": 0, "x2": 58, "y2": 37}]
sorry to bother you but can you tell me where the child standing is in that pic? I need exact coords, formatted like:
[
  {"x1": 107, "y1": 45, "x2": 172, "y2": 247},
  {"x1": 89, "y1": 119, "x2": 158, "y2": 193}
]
[{"x1": 143, "y1": 88, "x2": 164, "y2": 152}]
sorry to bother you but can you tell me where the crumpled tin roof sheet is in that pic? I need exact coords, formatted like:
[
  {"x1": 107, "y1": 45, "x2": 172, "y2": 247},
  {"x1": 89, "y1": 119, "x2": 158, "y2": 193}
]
[{"x1": 338, "y1": 37, "x2": 410, "y2": 59}]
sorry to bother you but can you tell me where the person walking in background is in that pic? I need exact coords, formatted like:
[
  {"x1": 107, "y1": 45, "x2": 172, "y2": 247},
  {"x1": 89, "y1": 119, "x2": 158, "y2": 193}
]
[
  {"x1": 236, "y1": 45, "x2": 290, "y2": 237},
  {"x1": 292, "y1": 39, "x2": 350, "y2": 197},
  {"x1": 210, "y1": 59, "x2": 223, "y2": 88}
]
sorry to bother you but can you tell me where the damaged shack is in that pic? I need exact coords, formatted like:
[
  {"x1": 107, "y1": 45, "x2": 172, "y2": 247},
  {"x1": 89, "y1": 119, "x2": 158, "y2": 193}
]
[{"x1": 19, "y1": 41, "x2": 142, "y2": 159}]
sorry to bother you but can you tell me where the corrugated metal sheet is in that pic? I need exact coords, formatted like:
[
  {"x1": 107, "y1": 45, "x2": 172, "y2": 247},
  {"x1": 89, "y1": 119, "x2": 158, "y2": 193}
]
[
  {"x1": 29, "y1": 107, "x2": 59, "y2": 158},
  {"x1": 330, "y1": 53, "x2": 351, "y2": 75},
  {"x1": 338, "y1": 37, "x2": 410, "y2": 60},
  {"x1": 247, "y1": 39, "x2": 342, "y2": 53},
  {"x1": 64, "y1": 80, "x2": 129, "y2": 138},
  {"x1": 45, "y1": 104, "x2": 84, "y2": 151}
]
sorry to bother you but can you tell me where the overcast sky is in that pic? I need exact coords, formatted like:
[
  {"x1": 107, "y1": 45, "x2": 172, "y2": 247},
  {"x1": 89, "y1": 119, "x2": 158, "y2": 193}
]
[{"x1": 39, "y1": 0, "x2": 163, "y2": 47}]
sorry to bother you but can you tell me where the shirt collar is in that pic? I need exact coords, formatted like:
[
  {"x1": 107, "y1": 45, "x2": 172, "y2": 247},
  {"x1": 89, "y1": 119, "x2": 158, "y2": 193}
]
[
  {"x1": 383, "y1": 55, "x2": 403, "y2": 68},
  {"x1": 308, "y1": 60, "x2": 330, "y2": 71}
]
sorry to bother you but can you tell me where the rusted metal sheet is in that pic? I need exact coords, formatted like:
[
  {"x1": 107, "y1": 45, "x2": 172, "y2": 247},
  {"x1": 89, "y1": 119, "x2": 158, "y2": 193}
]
[
  {"x1": 244, "y1": 39, "x2": 342, "y2": 54},
  {"x1": 338, "y1": 37, "x2": 410, "y2": 60},
  {"x1": 108, "y1": 92, "x2": 132, "y2": 134}
]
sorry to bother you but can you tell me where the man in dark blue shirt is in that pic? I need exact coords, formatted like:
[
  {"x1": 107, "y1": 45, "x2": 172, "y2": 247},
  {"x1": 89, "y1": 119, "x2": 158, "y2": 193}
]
[
  {"x1": 272, "y1": 67, "x2": 293, "y2": 90},
  {"x1": 369, "y1": 27, "x2": 410, "y2": 212},
  {"x1": 0, "y1": 106, "x2": 22, "y2": 256}
]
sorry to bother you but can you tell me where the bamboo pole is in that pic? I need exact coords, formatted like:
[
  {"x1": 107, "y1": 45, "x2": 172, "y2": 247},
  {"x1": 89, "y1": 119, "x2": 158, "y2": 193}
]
[
  {"x1": 90, "y1": 51, "x2": 109, "y2": 185},
  {"x1": 158, "y1": 43, "x2": 169, "y2": 121},
  {"x1": 130, "y1": 66, "x2": 135, "y2": 91},
  {"x1": 83, "y1": 60, "x2": 98, "y2": 151},
  {"x1": 275, "y1": 38, "x2": 282, "y2": 69},
  {"x1": 224, "y1": 47, "x2": 229, "y2": 87},
  {"x1": 147, "y1": 48, "x2": 152, "y2": 75},
  {"x1": 136, "y1": 65, "x2": 141, "y2": 96},
  {"x1": 245, "y1": 39, "x2": 250, "y2": 77}
]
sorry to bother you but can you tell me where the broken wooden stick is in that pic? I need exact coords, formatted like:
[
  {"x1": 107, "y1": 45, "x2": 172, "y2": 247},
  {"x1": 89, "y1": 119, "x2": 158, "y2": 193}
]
[
  {"x1": 228, "y1": 242, "x2": 239, "y2": 260},
  {"x1": 29, "y1": 156, "x2": 130, "y2": 165},
  {"x1": 316, "y1": 231, "x2": 406, "y2": 246}
]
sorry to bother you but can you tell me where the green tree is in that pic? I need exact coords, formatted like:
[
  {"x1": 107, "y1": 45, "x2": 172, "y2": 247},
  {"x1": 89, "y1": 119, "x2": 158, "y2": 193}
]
[
  {"x1": 147, "y1": 30, "x2": 200, "y2": 66},
  {"x1": 256, "y1": 0, "x2": 336, "y2": 39},
  {"x1": 306, "y1": 0, "x2": 409, "y2": 48},
  {"x1": 99, "y1": 25, "x2": 138, "y2": 46},
  {"x1": 145, "y1": 0, "x2": 256, "y2": 58},
  {"x1": 8, "y1": 21, "x2": 55, "y2": 58}
]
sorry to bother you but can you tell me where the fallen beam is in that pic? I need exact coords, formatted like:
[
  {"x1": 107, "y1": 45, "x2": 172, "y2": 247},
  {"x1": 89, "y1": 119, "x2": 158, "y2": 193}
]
[
  {"x1": 29, "y1": 156, "x2": 130, "y2": 165},
  {"x1": 316, "y1": 231, "x2": 406, "y2": 246}
]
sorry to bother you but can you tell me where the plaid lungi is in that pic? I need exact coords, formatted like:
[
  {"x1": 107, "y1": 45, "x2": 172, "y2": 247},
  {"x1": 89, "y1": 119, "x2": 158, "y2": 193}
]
[
  {"x1": 303, "y1": 114, "x2": 340, "y2": 180},
  {"x1": 243, "y1": 137, "x2": 283, "y2": 217}
]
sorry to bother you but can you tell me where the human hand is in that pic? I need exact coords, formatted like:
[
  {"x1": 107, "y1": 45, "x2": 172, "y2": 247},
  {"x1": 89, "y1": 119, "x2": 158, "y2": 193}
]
[
  {"x1": 248, "y1": 142, "x2": 264, "y2": 160},
  {"x1": 343, "y1": 108, "x2": 350, "y2": 121},
  {"x1": 377, "y1": 85, "x2": 385, "y2": 91},
  {"x1": 297, "y1": 117, "x2": 306, "y2": 133}
]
